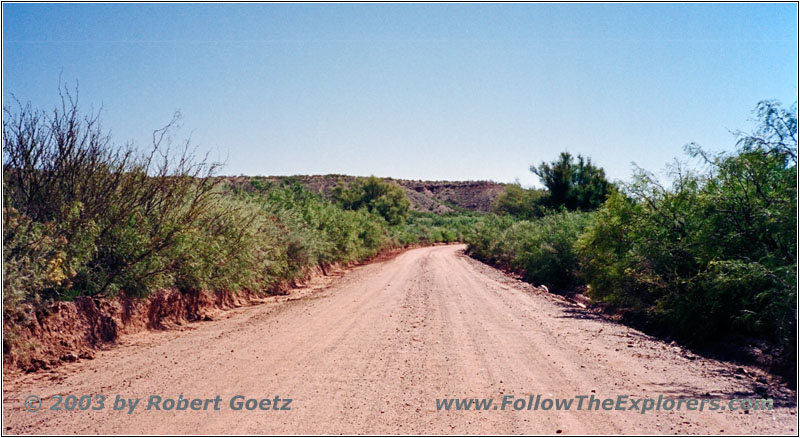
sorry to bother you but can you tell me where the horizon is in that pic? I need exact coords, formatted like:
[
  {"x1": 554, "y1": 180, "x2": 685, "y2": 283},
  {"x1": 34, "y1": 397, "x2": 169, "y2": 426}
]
[
  {"x1": 218, "y1": 173, "x2": 506, "y2": 184},
  {"x1": 3, "y1": 3, "x2": 798, "y2": 187}
]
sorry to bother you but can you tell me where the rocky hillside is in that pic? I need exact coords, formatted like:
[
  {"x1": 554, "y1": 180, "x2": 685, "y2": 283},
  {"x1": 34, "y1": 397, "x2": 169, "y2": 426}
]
[{"x1": 224, "y1": 175, "x2": 507, "y2": 213}]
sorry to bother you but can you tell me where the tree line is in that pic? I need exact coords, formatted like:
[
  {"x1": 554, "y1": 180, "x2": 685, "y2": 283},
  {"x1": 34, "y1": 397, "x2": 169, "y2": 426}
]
[
  {"x1": 3, "y1": 89, "x2": 795, "y2": 378},
  {"x1": 466, "y1": 100, "x2": 797, "y2": 373}
]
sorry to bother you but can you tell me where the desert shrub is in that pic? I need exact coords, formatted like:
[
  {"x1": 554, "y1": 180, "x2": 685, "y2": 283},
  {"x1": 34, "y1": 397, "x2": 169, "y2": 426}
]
[
  {"x1": 464, "y1": 214, "x2": 516, "y2": 267},
  {"x1": 577, "y1": 100, "x2": 797, "y2": 351},
  {"x1": 3, "y1": 91, "x2": 220, "y2": 301},
  {"x1": 332, "y1": 176, "x2": 410, "y2": 225},
  {"x1": 399, "y1": 212, "x2": 480, "y2": 244},
  {"x1": 508, "y1": 211, "x2": 593, "y2": 289},
  {"x1": 573, "y1": 192, "x2": 645, "y2": 308},
  {"x1": 491, "y1": 184, "x2": 547, "y2": 219},
  {"x1": 241, "y1": 179, "x2": 394, "y2": 276},
  {"x1": 465, "y1": 211, "x2": 591, "y2": 290},
  {"x1": 167, "y1": 192, "x2": 287, "y2": 293},
  {"x1": 2, "y1": 206, "x2": 70, "y2": 314}
]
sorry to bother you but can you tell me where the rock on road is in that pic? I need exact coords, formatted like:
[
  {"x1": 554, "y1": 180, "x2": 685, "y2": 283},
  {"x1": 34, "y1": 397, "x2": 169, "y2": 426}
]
[{"x1": 2, "y1": 245, "x2": 796, "y2": 434}]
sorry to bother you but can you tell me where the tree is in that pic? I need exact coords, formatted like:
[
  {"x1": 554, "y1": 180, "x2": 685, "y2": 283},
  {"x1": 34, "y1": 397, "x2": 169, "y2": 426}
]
[
  {"x1": 531, "y1": 152, "x2": 612, "y2": 211},
  {"x1": 491, "y1": 184, "x2": 546, "y2": 219},
  {"x1": 331, "y1": 176, "x2": 410, "y2": 225}
]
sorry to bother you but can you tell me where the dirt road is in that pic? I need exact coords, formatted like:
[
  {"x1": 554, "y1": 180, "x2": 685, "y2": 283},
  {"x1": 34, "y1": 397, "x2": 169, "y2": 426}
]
[{"x1": 2, "y1": 245, "x2": 796, "y2": 434}]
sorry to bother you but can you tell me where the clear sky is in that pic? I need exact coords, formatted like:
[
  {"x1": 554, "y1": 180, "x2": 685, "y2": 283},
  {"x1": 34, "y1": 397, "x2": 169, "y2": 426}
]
[{"x1": 3, "y1": 3, "x2": 797, "y2": 186}]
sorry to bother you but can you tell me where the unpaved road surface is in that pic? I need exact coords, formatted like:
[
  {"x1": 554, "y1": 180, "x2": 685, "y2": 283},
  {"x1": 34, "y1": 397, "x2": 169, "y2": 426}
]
[{"x1": 3, "y1": 245, "x2": 796, "y2": 434}]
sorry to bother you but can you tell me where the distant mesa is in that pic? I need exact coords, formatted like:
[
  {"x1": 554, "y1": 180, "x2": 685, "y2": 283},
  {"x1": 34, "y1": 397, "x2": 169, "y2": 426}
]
[{"x1": 222, "y1": 174, "x2": 507, "y2": 213}]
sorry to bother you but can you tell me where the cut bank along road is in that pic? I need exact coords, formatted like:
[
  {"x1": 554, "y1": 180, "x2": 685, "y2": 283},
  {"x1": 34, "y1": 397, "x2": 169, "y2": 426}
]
[{"x1": 2, "y1": 245, "x2": 796, "y2": 434}]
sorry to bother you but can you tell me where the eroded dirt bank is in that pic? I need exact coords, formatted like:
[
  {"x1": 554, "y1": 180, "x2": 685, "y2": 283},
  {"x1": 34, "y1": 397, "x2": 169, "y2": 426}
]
[
  {"x1": 2, "y1": 245, "x2": 796, "y2": 434},
  {"x1": 3, "y1": 255, "x2": 367, "y2": 374}
]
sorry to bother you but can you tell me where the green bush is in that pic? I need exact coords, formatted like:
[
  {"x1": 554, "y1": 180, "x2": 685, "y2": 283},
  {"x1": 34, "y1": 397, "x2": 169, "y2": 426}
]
[
  {"x1": 332, "y1": 176, "x2": 411, "y2": 225},
  {"x1": 398, "y1": 212, "x2": 481, "y2": 245},
  {"x1": 243, "y1": 180, "x2": 394, "y2": 278},
  {"x1": 509, "y1": 211, "x2": 592, "y2": 289},
  {"x1": 491, "y1": 184, "x2": 547, "y2": 219},
  {"x1": 463, "y1": 214, "x2": 516, "y2": 267},
  {"x1": 3, "y1": 93, "x2": 221, "y2": 300},
  {"x1": 577, "y1": 100, "x2": 797, "y2": 351},
  {"x1": 465, "y1": 211, "x2": 591, "y2": 290}
]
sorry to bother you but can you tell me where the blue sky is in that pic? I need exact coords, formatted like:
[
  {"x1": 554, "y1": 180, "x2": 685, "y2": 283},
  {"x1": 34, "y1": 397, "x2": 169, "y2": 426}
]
[{"x1": 3, "y1": 3, "x2": 797, "y2": 186}]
